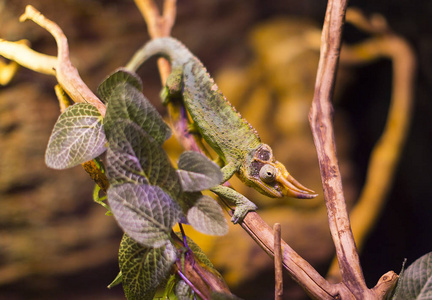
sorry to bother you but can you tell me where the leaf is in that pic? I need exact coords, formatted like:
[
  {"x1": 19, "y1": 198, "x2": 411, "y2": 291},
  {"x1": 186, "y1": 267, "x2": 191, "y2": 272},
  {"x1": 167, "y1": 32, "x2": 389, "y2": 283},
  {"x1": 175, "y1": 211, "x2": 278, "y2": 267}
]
[
  {"x1": 106, "y1": 121, "x2": 181, "y2": 197},
  {"x1": 107, "y1": 271, "x2": 122, "y2": 289},
  {"x1": 394, "y1": 252, "x2": 432, "y2": 300},
  {"x1": 177, "y1": 151, "x2": 223, "y2": 192},
  {"x1": 119, "y1": 234, "x2": 177, "y2": 300},
  {"x1": 98, "y1": 68, "x2": 143, "y2": 103},
  {"x1": 105, "y1": 121, "x2": 149, "y2": 186},
  {"x1": 103, "y1": 77, "x2": 171, "y2": 145},
  {"x1": 175, "y1": 232, "x2": 215, "y2": 270},
  {"x1": 186, "y1": 195, "x2": 228, "y2": 236},
  {"x1": 45, "y1": 103, "x2": 106, "y2": 169},
  {"x1": 108, "y1": 183, "x2": 182, "y2": 248},
  {"x1": 174, "y1": 280, "x2": 195, "y2": 300}
]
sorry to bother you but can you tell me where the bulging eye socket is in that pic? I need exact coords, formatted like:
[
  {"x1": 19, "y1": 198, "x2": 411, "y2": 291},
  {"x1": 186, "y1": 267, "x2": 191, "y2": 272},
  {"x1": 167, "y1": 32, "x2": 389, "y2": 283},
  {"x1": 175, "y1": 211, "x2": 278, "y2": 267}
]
[{"x1": 259, "y1": 164, "x2": 277, "y2": 183}]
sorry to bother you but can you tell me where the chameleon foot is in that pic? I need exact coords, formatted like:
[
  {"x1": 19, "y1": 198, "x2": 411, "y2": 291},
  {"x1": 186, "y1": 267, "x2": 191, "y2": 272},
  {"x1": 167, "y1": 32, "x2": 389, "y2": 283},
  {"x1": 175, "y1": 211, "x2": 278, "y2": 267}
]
[{"x1": 231, "y1": 202, "x2": 258, "y2": 224}]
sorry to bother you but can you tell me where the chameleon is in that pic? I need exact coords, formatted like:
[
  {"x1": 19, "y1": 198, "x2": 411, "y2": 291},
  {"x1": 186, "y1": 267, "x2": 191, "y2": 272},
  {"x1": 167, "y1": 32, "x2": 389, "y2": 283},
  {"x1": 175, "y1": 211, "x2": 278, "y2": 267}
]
[{"x1": 125, "y1": 37, "x2": 317, "y2": 223}]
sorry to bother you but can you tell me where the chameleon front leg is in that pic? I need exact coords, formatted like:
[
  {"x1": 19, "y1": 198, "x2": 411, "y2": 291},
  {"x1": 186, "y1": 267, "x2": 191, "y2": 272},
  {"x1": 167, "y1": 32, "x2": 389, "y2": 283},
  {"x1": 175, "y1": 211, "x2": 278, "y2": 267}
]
[
  {"x1": 210, "y1": 161, "x2": 258, "y2": 223},
  {"x1": 211, "y1": 185, "x2": 257, "y2": 224}
]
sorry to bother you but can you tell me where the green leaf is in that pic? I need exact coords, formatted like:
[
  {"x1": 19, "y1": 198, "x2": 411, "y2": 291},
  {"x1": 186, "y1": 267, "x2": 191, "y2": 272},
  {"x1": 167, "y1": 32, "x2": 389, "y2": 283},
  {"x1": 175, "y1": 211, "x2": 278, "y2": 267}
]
[
  {"x1": 119, "y1": 234, "x2": 177, "y2": 300},
  {"x1": 103, "y1": 77, "x2": 171, "y2": 145},
  {"x1": 105, "y1": 121, "x2": 149, "y2": 186},
  {"x1": 45, "y1": 103, "x2": 106, "y2": 169},
  {"x1": 174, "y1": 280, "x2": 195, "y2": 300},
  {"x1": 174, "y1": 232, "x2": 215, "y2": 271},
  {"x1": 394, "y1": 252, "x2": 432, "y2": 299},
  {"x1": 108, "y1": 183, "x2": 182, "y2": 248},
  {"x1": 186, "y1": 195, "x2": 228, "y2": 236},
  {"x1": 106, "y1": 121, "x2": 181, "y2": 197},
  {"x1": 107, "y1": 271, "x2": 123, "y2": 289},
  {"x1": 98, "y1": 68, "x2": 143, "y2": 103},
  {"x1": 177, "y1": 151, "x2": 223, "y2": 192}
]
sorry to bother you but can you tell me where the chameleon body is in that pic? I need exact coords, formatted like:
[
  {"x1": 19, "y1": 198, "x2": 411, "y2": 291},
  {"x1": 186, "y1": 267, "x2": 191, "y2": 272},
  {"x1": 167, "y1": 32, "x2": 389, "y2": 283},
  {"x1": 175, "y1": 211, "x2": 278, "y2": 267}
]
[{"x1": 126, "y1": 37, "x2": 317, "y2": 223}]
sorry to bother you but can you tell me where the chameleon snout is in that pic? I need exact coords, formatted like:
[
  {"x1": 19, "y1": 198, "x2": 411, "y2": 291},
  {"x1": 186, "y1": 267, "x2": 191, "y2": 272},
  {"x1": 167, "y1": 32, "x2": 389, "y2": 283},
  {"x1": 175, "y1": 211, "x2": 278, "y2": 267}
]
[{"x1": 274, "y1": 162, "x2": 318, "y2": 199}]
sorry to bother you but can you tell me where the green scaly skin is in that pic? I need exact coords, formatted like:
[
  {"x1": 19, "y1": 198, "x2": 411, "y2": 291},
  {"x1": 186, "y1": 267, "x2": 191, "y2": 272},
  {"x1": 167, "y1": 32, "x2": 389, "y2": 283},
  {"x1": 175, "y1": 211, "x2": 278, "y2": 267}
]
[{"x1": 126, "y1": 37, "x2": 317, "y2": 223}]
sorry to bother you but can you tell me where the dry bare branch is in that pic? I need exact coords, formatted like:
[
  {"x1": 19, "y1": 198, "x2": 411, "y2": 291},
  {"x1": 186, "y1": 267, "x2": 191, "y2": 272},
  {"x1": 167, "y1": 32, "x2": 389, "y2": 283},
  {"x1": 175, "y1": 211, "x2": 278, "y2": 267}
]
[
  {"x1": 18, "y1": 5, "x2": 106, "y2": 116},
  {"x1": 274, "y1": 223, "x2": 283, "y2": 300},
  {"x1": 327, "y1": 11, "x2": 416, "y2": 282}
]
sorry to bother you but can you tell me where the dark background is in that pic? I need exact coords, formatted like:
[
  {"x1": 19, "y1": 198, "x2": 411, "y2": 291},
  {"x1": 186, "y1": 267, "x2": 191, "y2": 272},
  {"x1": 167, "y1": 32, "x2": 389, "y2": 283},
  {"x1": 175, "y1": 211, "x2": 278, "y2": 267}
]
[{"x1": 0, "y1": 0, "x2": 431, "y2": 299}]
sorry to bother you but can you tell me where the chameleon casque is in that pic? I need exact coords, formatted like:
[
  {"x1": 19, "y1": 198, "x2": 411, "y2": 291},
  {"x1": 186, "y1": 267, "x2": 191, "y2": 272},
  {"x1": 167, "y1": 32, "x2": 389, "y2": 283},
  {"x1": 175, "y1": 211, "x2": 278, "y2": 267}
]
[{"x1": 126, "y1": 37, "x2": 317, "y2": 223}]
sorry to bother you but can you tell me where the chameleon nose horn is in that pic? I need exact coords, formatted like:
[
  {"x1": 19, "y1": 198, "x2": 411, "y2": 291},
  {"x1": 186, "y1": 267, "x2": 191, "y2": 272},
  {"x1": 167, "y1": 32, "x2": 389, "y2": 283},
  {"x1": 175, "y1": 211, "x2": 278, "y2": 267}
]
[{"x1": 277, "y1": 173, "x2": 318, "y2": 199}]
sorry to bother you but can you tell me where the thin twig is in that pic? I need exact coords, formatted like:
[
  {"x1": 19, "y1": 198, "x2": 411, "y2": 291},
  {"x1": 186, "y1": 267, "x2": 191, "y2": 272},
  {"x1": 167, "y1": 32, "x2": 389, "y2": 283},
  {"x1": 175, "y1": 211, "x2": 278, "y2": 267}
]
[
  {"x1": 273, "y1": 223, "x2": 283, "y2": 300},
  {"x1": 238, "y1": 211, "x2": 337, "y2": 299}
]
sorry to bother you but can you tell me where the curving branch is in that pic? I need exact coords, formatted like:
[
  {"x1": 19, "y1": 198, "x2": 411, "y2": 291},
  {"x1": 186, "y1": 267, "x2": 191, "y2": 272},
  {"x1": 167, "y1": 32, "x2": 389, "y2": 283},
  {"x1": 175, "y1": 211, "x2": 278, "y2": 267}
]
[
  {"x1": 308, "y1": 0, "x2": 367, "y2": 295},
  {"x1": 16, "y1": 5, "x2": 106, "y2": 116},
  {"x1": 326, "y1": 9, "x2": 416, "y2": 282},
  {"x1": 309, "y1": 0, "x2": 398, "y2": 298}
]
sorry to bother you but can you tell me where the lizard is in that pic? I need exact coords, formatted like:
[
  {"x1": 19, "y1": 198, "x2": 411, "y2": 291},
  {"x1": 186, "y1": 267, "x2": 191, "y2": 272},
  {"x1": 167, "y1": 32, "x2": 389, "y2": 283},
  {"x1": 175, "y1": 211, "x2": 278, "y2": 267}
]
[{"x1": 125, "y1": 37, "x2": 317, "y2": 223}]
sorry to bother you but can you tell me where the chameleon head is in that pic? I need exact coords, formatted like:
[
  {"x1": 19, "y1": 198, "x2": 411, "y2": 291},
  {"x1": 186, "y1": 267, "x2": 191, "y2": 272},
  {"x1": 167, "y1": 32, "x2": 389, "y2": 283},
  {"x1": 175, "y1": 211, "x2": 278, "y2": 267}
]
[{"x1": 241, "y1": 144, "x2": 318, "y2": 199}]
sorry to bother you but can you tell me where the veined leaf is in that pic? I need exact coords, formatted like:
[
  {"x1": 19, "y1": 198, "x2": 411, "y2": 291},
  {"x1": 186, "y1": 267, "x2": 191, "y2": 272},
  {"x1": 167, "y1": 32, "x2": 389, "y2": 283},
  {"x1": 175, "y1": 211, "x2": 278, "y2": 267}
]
[
  {"x1": 105, "y1": 121, "x2": 149, "y2": 186},
  {"x1": 119, "y1": 234, "x2": 177, "y2": 300},
  {"x1": 106, "y1": 121, "x2": 181, "y2": 197},
  {"x1": 103, "y1": 77, "x2": 171, "y2": 145},
  {"x1": 107, "y1": 271, "x2": 123, "y2": 289},
  {"x1": 45, "y1": 103, "x2": 106, "y2": 169},
  {"x1": 394, "y1": 252, "x2": 432, "y2": 299},
  {"x1": 174, "y1": 232, "x2": 215, "y2": 270},
  {"x1": 186, "y1": 194, "x2": 228, "y2": 236},
  {"x1": 177, "y1": 151, "x2": 223, "y2": 192},
  {"x1": 108, "y1": 183, "x2": 182, "y2": 248},
  {"x1": 174, "y1": 280, "x2": 194, "y2": 300},
  {"x1": 98, "y1": 68, "x2": 143, "y2": 103}
]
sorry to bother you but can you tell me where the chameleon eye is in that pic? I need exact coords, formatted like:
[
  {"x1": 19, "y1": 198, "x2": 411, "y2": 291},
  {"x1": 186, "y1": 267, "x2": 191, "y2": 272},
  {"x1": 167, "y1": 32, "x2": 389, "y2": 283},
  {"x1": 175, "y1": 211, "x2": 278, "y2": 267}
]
[{"x1": 259, "y1": 164, "x2": 277, "y2": 183}]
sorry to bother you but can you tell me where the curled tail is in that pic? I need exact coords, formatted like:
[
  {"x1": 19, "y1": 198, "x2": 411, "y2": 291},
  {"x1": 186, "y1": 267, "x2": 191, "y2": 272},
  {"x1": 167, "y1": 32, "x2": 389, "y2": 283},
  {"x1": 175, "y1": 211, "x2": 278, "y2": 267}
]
[{"x1": 125, "y1": 37, "x2": 192, "y2": 72}]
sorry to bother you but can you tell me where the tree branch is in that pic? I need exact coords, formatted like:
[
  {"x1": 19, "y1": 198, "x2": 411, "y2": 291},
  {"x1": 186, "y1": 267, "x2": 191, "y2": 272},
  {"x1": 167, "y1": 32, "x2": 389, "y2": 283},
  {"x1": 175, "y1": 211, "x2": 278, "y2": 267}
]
[
  {"x1": 18, "y1": 5, "x2": 106, "y2": 116},
  {"x1": 326, "y1": 10, "x2": 416, "y2": 282},
  {"x1": 309, "y1": 0, "x2": 398, "y2": 298}
]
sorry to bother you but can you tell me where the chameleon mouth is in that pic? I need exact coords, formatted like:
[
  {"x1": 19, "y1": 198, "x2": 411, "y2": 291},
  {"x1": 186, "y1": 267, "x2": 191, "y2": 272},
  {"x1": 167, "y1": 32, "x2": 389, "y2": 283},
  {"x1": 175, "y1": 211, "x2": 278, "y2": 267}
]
[{"x1": 277, "y1": 173, "x2": 318, "y2": 199}]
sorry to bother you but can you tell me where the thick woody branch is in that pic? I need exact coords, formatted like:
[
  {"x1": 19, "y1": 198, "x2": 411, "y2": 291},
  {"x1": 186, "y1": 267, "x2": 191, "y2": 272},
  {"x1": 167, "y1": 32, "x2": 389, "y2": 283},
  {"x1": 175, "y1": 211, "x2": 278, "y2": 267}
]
[
  {"x1": 309, "y1": 0, "x2": 366, "y2": 294},
  {"x1": 327, "y1": 11, "x2": 416, "y2": 282},
  {"x1": 309, "y1": 0, "x2": 398, "y2": 298}
]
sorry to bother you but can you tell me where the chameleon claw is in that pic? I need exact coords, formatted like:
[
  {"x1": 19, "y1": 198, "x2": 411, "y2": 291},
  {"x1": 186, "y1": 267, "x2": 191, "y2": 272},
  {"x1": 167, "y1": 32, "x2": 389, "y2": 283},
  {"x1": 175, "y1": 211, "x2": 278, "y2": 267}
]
[{"x1": 231, "y1": 202, "x2": 258, "y2": 224}]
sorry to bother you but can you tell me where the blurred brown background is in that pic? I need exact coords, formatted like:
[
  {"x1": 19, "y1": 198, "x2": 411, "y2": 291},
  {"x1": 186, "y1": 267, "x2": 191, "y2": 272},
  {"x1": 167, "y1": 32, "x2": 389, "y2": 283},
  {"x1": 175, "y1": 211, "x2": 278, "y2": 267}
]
[{"x1": 0, "y1": 0, "x2": 431, "y2": 299}]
